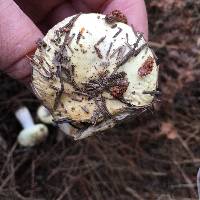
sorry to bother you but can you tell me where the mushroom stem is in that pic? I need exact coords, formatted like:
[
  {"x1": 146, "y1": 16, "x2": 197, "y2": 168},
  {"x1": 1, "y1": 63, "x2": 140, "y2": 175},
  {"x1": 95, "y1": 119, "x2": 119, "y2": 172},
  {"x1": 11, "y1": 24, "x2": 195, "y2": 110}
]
[
  {"x1": 15, "y1": 107, "x2": 34, "y2": 129},
  {"x1": 58, "y1": 123, "x2": 74, "y2": 136}
]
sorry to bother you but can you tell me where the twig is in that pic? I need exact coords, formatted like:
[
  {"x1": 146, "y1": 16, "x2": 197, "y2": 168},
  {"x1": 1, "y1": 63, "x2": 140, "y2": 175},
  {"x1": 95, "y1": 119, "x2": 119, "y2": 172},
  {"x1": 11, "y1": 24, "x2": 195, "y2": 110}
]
[
  {"x1": 0, "y1": 156, "x2": 29, "y2": 192},
  {"x1": 13, "y1": 189, "x2": 45, "y2": 200},
  {"x1": 94, "y1": 36, "x2": 106, "y2": 59},
  {"x1": 125, "y1": 187, "x2": 145, "y2": 200},
  {"x1": 56, "y1": 186, "x2": 72, "y2": 200},
  {"x1": 31, "y1": 160, "x2": 35, "y2": 198},
  {"x1": 0, "y1": 142, "x2": 17, "y2": 178},
  {"x1": 173, "y1": 160, "x2": 196, "y2": 197},
  {"x1": 197, "y1": 168, "x2": 200, "y2": 200},
  {"x1": 176, "y1": 133, "x2": 196, "y2": 162},
  {"x1": 148, "y1": 41, "x2": 183, "y2": 50}
]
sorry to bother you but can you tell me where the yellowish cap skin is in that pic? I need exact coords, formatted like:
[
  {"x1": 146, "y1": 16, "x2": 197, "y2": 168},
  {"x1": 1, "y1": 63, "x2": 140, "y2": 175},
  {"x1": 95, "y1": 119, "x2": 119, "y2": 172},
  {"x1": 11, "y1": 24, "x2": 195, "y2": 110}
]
[{"x1": 31, "y1": 13, "x2": 159, "y2": 140}]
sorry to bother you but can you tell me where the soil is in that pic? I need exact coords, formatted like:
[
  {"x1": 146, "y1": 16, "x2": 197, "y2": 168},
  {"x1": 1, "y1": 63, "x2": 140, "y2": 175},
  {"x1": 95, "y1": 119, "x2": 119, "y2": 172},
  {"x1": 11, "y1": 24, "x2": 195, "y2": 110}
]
[{"x1": 0, "y1": 0, "x2": 200, "y2": 199}]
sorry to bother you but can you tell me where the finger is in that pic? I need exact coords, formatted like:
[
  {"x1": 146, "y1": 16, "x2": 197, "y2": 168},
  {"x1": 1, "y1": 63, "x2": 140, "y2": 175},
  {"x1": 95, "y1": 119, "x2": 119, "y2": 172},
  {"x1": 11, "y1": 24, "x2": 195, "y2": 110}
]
[
  {"x1": 14, "y1": 0, "x2": 76, "y2": 33},
  {"x1": 71, "y1": 0, "x2": 148, "y2": 39},
  {"x1": 102, "y1": 0, "x2": 148, "y2": 40},
  {"x1": 0, "y1": 0, "x2": 43, "y2": 82},
  {"x1": 71, "y1": 0, "x2": 106, "y2": 12},
  {"x1": 47, "y1": 0, "x2": 106, "y2": 28},
  {"x1": 14, "y1": 0, "x2": 65, "y2": 23},
  {"x1": 44, "y1": 1, "x2": 76, "y2": 29}
]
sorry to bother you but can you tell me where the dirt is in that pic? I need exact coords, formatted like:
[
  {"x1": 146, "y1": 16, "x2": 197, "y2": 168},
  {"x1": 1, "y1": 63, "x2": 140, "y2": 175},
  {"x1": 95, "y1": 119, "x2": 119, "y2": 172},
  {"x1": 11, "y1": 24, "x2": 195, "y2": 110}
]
[{"x1": 0, "y1": 0, "x2": 200, "y2": 199}]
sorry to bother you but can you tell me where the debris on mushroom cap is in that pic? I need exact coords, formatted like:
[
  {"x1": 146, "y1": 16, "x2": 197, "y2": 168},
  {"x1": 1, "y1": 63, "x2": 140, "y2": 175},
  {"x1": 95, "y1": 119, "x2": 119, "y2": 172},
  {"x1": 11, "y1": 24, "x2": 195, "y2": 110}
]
[
  {"x1": 18, "y1": 124, "x2": 48, "y2": 147},
  {"x1": 30, "y1": 11, "x2": 159, "y2": 140},
  {"x1": 37, "y1": 105, "x2": 53, "y2": 124}
]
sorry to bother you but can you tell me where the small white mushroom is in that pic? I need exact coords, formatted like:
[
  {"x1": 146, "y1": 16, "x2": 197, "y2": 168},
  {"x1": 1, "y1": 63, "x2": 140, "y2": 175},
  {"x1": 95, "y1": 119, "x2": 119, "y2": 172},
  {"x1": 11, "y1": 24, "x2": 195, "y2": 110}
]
[
  {"x1": 37, "y1": 105, "x2": 75, "y2": 137},
  {"x1": 15, "y1": 106, "x2": 48, "y2": 147},
  {"x1": 37, "y1": 105, "x2": 53, "y2": 124}
]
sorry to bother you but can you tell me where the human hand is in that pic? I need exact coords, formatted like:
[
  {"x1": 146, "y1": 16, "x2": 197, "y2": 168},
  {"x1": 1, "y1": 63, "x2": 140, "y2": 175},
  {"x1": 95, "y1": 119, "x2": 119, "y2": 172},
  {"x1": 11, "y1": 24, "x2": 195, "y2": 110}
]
[{"x1": 0, "y1": 0, "x2": 148, "y2": 84}]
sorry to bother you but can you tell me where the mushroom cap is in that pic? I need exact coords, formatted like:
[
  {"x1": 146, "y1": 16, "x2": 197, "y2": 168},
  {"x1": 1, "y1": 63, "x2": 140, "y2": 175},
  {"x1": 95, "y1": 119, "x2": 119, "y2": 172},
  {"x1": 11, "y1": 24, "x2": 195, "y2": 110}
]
[
  {"x1": 17, "y1": 124, "x2": 48, "y2": 147},
  {"x1": 31, "y1": 13, "x2": 159, "y2": 139},
  {"x1": 37, "y1": 105, "x2": 53, "y2": 124}
]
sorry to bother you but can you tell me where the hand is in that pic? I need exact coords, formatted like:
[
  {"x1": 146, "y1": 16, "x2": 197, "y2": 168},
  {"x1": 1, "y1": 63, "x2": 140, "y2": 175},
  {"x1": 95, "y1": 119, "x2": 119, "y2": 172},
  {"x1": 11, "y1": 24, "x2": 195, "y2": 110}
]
[{"x1": 0, "y1": 0, "x2": 148, "y2": 84}]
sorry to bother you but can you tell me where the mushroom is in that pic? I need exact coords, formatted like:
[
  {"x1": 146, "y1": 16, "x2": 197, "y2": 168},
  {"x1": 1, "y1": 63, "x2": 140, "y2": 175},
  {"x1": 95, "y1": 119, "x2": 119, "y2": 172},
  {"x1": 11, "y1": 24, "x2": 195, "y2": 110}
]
[
  {"x1": 30, "y1": 11, "x2": 159, "y2": 140},
  {"x1": 37, "y1": 105, "x2": 53, "y2": 124},
  {"x1": 37, "y1": 105, "x2": 76, "y2": 137},
  {"x1": 15, "y1": 106, "x2": 48, "y2": 147}
]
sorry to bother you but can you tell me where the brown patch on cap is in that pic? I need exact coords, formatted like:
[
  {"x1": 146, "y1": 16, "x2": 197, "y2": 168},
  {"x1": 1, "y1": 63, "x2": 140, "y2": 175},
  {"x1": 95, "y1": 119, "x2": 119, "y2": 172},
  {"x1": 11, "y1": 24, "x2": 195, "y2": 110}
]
[
  {"x1": 110, "y1": 80, "x2": 129, "y2": 98},
  {"x1": 138, "y1": 56, "x2": 154, "y2": 77}
]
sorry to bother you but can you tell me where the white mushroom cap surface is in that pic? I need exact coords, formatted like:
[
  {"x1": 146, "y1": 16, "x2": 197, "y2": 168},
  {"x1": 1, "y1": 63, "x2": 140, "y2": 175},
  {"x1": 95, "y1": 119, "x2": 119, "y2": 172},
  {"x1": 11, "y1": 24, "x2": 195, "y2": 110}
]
[
  {"x1": 17, "y1": 124, "x2": 48, "y2": 147},
  {"x1": 37, "y1": 105, "x2": 53, "y2": 124},
  {"x1": 31, "y1": 12, "x2": 159, "y2": 139}
]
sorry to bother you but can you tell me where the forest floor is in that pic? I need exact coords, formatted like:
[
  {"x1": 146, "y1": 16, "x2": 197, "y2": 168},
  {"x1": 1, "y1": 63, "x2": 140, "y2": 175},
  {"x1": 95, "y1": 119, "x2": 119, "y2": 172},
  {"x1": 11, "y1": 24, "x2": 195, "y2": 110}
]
[{"x1": 0, "y1": 0, "x2": 200, "y2": 199}]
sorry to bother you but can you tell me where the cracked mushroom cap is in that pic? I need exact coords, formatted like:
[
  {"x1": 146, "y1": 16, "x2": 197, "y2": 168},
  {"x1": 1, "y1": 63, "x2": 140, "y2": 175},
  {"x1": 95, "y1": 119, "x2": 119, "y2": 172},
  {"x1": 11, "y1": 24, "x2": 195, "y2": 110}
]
[{"x1": 31, "y1": 12, "x2": 159, "y2": 140}]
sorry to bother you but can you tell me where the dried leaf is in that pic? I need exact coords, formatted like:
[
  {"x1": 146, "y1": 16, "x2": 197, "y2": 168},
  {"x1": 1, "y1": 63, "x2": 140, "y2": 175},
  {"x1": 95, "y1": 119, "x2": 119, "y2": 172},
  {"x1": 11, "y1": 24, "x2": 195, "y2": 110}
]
[{"x1": 160, "y1": 122, "x2": 177, "y2": 140}]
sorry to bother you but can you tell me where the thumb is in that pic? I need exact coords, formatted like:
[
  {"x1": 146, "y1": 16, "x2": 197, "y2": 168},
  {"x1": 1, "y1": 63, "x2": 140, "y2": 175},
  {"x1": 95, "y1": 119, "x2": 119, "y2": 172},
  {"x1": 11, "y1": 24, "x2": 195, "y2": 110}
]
[
  {"x1": 102, "y1": 0, "x2": 148, "y2": 40},
  {"x1": 0, "y1": 0, "x2": 43, "y2": 83}
]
